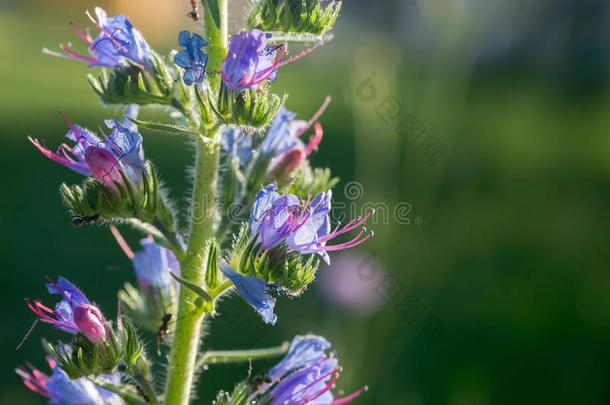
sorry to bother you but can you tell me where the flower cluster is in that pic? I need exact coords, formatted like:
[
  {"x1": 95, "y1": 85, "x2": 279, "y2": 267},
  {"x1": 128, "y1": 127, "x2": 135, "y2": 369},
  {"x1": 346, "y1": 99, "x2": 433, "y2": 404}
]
[{"x1": 20, "y1": 2, "x2": 368, "y2": 404}]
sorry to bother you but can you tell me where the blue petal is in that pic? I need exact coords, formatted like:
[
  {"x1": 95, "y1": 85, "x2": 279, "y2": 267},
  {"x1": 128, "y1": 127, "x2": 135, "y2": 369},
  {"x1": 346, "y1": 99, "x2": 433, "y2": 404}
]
[
  {"x1": 249, "y1": 182, "x2": 279, "y2": 234},
  {"x1": 46, "y1": 277, "x2": 90, "y2": 308},
  {"x1": 218, "y1": 260, "x2": 277, "y2": 325},
  {"x1": 133, "y1": 239, "x2": 178, "y2": 293},
  {"x1": 268, "y1": 335, "x2": 331, "y2": 381}
]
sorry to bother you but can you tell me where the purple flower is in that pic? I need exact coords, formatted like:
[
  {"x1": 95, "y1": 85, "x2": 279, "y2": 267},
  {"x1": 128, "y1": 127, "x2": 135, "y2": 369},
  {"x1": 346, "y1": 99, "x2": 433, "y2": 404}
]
[
  {"x1": 174, "y1": 31, "x2": 208, "y2": 85},
  {"x1": 28, "y1": 108, "x2": 146, "y2": 188},
  {"x1": 43, "y1": 7, "x2": 152, "y2": 69},
  {"x1": 261, "y1": 335, "x2": 367, "y2": 405},
  {"x1": 16, "y1": 358, "x2": 123, "y2": 405},
  {"x1": 218, "y1": 259, "x2": 277, "y2": 325},
  {"x1": 27, "y1": 277, "x2": 90, "y2": 334},
  {"x1": 133, "y1": 238, "x2": 180, "y2": 295},
  {"x1": 221, "y1": 29, "x2": 285, "y2": 93},
  {"x1": 249, "y1": 183, "x2": 374, "y2": 265}
]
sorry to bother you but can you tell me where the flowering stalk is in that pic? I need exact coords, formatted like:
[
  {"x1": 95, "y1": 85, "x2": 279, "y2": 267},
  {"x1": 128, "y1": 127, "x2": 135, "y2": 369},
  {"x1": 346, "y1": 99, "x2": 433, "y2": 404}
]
[{"x1": 163, "y1": 3, "x2": 227, "y2": 404}]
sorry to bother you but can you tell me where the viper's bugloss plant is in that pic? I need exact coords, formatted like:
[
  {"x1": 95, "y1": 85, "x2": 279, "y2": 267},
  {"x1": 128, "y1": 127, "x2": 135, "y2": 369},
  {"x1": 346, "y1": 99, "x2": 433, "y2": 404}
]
[{"x1": 18, "y1": 2, "x2": 373, "y2": 404}]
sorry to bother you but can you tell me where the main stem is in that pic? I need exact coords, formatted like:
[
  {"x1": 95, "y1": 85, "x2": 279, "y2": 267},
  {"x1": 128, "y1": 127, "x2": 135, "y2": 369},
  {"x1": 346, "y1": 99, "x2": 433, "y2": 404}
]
[{"x1": 163, "y1": 2, "x2": 227, "y2": 404}]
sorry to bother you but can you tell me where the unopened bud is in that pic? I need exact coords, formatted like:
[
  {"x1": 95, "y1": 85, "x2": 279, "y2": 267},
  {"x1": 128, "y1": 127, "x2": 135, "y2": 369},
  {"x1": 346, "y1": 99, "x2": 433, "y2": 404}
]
[
  {"x1": 73, "y1": 304, "x2": 108, "y2": 344},
  {"x1": 84, "y1": 147, "x2": 124, "y2": 193}
]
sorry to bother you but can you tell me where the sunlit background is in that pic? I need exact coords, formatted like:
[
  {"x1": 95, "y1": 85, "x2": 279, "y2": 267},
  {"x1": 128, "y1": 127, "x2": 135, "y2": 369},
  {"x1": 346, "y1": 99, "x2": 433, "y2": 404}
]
[{"x1": 2, "y1": 0, "x2": 610, "y2": 403}]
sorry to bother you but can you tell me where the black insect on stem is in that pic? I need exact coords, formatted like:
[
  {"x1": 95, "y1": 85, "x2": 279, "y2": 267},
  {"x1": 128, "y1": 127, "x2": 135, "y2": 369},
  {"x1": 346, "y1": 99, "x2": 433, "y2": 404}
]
[
  {"x1": 156, "y1": 313, "x2": 172, "y2": 355},
  {"x1": 187, "y1": 0, "x2": 200, "y2": 21},
  {"x1": 251, "y1": 373, "x2": 272, "y2": 393},
  {"x1": 71, "y1": 213, "x2": 100, "y2": 228}
]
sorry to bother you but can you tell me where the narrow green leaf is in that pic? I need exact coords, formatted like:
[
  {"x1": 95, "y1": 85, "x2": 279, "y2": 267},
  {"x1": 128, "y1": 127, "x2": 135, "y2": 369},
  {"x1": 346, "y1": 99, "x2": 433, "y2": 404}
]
[
  {"x1": 170, "y1": 271, "x2": 213, "y2": 301},
  {"x1": 206, "y1": 0, "x2": 222, "y2": 29}
]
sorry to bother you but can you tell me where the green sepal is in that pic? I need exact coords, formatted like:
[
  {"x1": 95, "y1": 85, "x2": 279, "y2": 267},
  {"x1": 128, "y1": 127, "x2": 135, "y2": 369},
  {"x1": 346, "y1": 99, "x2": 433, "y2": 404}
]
[
  {"x1": 50, "y1": 318, "x2": 147, "y2": 379},
  {"x1": 60, "y1": 161, "x2": 178, "y2": 239},
  {"x1": 283, "y1": 163, "x2": 339, "y2": 198},
  {"x1": 88, "y1": 52, "x2": 177, "y2": 107},
  {"x1": 205, "y1": 238, "x2": 221, "y2": 291},
  {"x1": 213, "y1": 380, "x2": 253, "y2": 405},
  {"x1": 228, "y1": 224, "x2": 319, "y2": 295},
  {"x1": 247, "y1": 0, "x2": 341, "y2": 35},
  {"x1": 119, "y1": 265, "x2": 180, "y2": 332},
  {"x1": 216, "y1": 84, "x2": 287, "y2": 130},
  {"x1": 128, "y1": 118, "x2": 203, "y2": 138},
  {"x1": 88, "y1": 376, "x2": 146, "y2": 405}
]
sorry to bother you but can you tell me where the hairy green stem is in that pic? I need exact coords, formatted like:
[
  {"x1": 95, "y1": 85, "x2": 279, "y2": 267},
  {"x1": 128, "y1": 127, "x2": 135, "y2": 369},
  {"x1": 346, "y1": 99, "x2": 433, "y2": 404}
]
[
  {"x1": 195, "y1": 341, "x2": 290, "y2": 369},
  {"x1": 163, "y1": 2, "x2": 227, "y2": 404},
  {"x1": 163, "y1": 136, "x2": 220, "y2": 405}
]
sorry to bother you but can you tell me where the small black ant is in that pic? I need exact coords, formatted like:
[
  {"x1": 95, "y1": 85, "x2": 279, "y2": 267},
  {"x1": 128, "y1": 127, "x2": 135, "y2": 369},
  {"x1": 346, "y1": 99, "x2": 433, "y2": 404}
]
[
  {"x1": 251, "y1": 373, "x2": 272, "y2": 392},
  {"x1": 187, "y1": 0, "x2": 200, "y2": 21},
  {"x1": 156, "y1": 313, "x2": 172, "y2": 355},
  {"x1": 71, "y1": 213, "x2": 100, "y2": 228}
]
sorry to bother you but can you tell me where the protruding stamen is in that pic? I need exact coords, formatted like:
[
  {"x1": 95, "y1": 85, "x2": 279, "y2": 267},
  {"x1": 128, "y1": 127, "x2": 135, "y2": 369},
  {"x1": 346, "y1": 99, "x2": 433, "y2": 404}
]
[
  {"x1": 69, "y1": 21, "x2": 93, "y2": 45},
  {"x1": 305, "y1": 123, "x2": 323, "y2": 155},
  {"x1": 296, "y1": 95, "x2": 331, "y2": 139},
  {"x1": 85, "y1": 10, "x2": 128, "y2": 53},
  {"x1": 331, "y1": 385, "x2": 369, "y2": 405},
  {"x1": 109, "y1": 224, "x2": 134, "y2": 259},
  {"x1": 59, "y1": 111, "x2": 85, "y2": 144},
  {"x1": 277, "y1": 40, "x2": 324, "y2": 68}
]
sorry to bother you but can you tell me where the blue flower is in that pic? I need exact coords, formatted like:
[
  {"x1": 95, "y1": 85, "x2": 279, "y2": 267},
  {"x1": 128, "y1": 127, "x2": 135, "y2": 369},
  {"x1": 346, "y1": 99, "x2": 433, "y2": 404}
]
[
  {"x1": 248, "y1": 183, "x2": 373, "y2": 265},
  {"x1": 221, "y1": 29, "x2": 285, "y2": 93},
  {"x1": 261, "y1": 335, "x2": 367, "y2": 405},
  {"x1": 133, "y1": 238, "x2": 180, "y2": 295},
  {"x1": 17, "y1": 358, "x2": 123, "y2": 405},
  {"x1": 29, "y1": 108, "x2": 146, "y2": 185},
  {"x1": 221, "y1": 126, "x2": 253, "y2": 164},
  {"x1": 174, "y1": 31, "x2": 208, "y2": 86},
  {"x1": 218, "y1": 259, "x2": 277, "y2": 325},
  {"x1": 43, "y1": 7, "x2": 152, "y2": 69},
  {"x1": 268, "y1": 335, "x2": 331, "y2": 382},
  {"x1": 90, "y1": 7, "x2": 152, "y2": 68},
  {"x1": 27, "y1": 277, "x2": 90, "y2": 334},
  {"x1": 104, "y1": 105, "x2": 147, "y2": 183}
]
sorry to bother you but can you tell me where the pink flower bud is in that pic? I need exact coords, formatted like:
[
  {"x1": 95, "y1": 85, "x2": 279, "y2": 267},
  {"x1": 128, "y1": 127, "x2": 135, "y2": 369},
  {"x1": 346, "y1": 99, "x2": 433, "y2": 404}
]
[
  {"x1": 73, "y1": 304, "x2": 108, "y2": 344},
  {"x1": 84, "y1": 146, "x2": 123, "y2": 193}
]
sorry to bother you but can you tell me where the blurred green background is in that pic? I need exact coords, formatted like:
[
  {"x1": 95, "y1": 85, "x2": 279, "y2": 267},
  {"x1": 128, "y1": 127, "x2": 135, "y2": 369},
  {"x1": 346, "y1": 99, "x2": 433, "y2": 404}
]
[{"x1": 2, "y1": 0, "x2": 610, "y2": 404}]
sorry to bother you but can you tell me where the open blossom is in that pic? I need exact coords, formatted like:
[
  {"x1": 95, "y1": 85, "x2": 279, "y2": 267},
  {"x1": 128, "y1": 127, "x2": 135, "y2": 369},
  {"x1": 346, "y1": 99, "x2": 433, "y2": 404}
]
[
  {"x1": 28, "y1": 107, "x2": 146, "y2": 189},
  {"x1": 16, "y1": 358, "x2": 123, "y2": 405},
  {"x1": 259, "y1": 335, "x2": 366, "y2": 404},
  {"x1": 221, "y1": 29, "x2": 285, "y2": 93},
  {"x1": 27, "y1": 277, "x2": 108, "y2": 343},
  {"x1": 218, "y1": 259, "x2": 277, "y2": 325},
  {"x1": 249, "y1": 183, "x2": 374, "y2": 264},
  {"x1": 174, "y1": 31, "x2": 208, "y2": 86},
  {"x1": 261, "y1": 97, "x2": 330, "y2": 177},
  {"x1": 43, "y1": 7, "x2": 152, "y2": 69}
]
